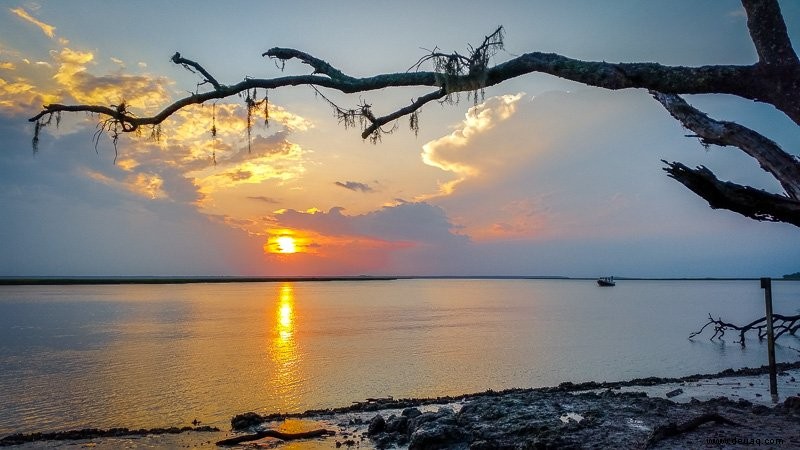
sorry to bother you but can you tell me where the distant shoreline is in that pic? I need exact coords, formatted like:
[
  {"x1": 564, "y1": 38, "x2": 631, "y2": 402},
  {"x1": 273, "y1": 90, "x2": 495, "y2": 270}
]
[
  {"x1": 0, "y1": 276, "x2": 399, "y2": 286},
  {"x1": 0, "y1": 275, "x2": 789, "y2": 286}
]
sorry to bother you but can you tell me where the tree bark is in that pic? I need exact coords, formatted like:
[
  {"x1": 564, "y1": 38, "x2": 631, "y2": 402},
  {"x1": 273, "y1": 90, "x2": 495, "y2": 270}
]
[{"x1": 27, "y1": 0, "x2": 800, "y2": 227}]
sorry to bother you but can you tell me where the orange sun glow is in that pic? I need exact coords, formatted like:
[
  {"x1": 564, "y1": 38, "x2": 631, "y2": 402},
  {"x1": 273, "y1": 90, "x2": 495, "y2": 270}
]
[{"x1": 276, "y1": 236, "x2": 297, "y2": 254}]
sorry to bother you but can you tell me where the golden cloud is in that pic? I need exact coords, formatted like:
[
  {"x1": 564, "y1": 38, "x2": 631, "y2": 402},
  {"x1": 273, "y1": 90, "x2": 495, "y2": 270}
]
[
  {"x1": 420, "y1": 93, "x2": 524, "y2": 196},
  {"x1": 51, "y1": 48, "x2": 172, "y2": 112},
  {"x1": 9, "y1": 7, "x2": 56, "y2": 39},
  {"x1": 4, "y1": 32, "x2": 315, "y2": 259},
  {"x1": 83, "y1": 169, "x2": 167, "y2": 200},
  {"x1": 195, "y1": 144, "x2": 307, "y2": 193},
  {"x1": 268, "y1": 105, "x2": 313, "y2": 132},
  {"x1": 129, "y1": 173, "x2": 166, "y2": 199},
  {"x1": 0, "y1": 76, "x2": 58, "y2": 113}
]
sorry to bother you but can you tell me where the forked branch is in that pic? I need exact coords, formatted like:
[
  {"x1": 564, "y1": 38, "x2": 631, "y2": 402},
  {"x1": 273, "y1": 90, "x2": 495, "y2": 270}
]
[
  {"x1": 653, "y1": 92, "x2": 800, "y2": 199},
  {"x1": 689, "y1": 312, "x2": 800, "y2": 346},
  {"x1": 24, "y1": 0, "x2": 800, "y2": 227},
  {"x1": 662, "y1": 162, "x2": 800, "y2": 226}
]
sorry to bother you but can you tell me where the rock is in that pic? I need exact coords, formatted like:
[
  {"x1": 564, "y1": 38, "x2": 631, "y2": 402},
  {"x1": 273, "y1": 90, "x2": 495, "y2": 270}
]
[
  {"x1": 230, "y1": 412, "x2": 263, "y2": 430},
  {"x1": 405, "y1": 408, "x2": 465, "y2": 450},
  {"x1": 469, "y1": 440, "x2": 499, "y2": 450},
  {"x1": 385, "y1": 414, "x2": 409, "y2": 434},
  {"x1": 409, "y1": 423, "x2": 465, "y2": 450},
  {"x1": 782, "y1": 396, "x2": 800, "y2": 411},
  {"x1": 409, "y1": 407, "x2": 456, "y2": 431},
  {"x1": 665, "y1": 388, "x2": 684, "y2": 398},
  {"x1": 402, "y1": 407, "x2": 423, "y2": 418},
  {"x1": 367, "y1": 414, "x2": 385, "y2": 436}
]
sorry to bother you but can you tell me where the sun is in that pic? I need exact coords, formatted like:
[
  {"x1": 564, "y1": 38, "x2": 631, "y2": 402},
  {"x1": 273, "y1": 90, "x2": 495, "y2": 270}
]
[{"x1": 276, "y1": 236, "x2": 297, "y2": 254}]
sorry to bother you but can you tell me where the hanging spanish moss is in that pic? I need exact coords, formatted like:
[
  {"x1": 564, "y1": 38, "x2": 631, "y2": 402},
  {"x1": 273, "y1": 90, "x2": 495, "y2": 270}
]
[
  {"x1": 409, "y1": 111, "x2": 420, "y2": 137},
  {"x1": 210, "y1": 103, "x2": 217, "y2": 165},
  {"x1": 149, "y1": 124, "x2": 162, "y2": 142},
  {"x1": 264, "y1": 89, "x2": 270, "y2": 126}
]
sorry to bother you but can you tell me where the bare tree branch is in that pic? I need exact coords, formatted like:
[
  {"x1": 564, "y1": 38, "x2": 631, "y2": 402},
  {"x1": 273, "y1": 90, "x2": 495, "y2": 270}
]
[
  {"x1": 689, "y1": 312, "x2": 800, "y2": 346},
  {"x1": 29, "y1": 55, "x2": 788, "y2": 130},
  {"x1": 652, "y1": 92, "x2": 800, "y2": 199},
  {"x1": 25, "y1": 1, "x2": 800, "y2": 228},
  {"x1": 171, "y1": 52, "x2": 222, "y2": 90},
  {"x1": 663, "y1": 161, "x2": 800, "y2": 226},
  {"x1": 264, "y1": 48, "x2": 354, "y2": 82},
  {"x1": 741, "y1": 0, "x2": 799, "y2": 66},
  {"x1": 361, "y1": 89, "x2": 446, "y2": 139}
]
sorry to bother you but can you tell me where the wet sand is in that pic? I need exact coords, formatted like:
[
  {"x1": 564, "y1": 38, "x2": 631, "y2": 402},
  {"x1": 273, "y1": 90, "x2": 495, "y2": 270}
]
[{"x1": 2, "y1": 363, "x2": 799, "y2": 449}]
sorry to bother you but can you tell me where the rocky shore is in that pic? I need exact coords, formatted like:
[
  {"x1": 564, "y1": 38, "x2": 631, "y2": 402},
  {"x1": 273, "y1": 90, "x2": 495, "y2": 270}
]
[
  {"x1": 2, "y1": 362, "x2": 799, "y2": 449},
  {"x1": 228, "y1": 361, "x2": 800, "y2": 449}
]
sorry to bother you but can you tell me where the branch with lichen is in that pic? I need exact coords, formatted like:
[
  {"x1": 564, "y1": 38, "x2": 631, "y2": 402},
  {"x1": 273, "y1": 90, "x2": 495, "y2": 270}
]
[
  {"x1": 30, "y1": 28, "x2": 787, "y2": 141},
  {"x1": 24, "y1": 0, "x2": 800, "y2": 227}
]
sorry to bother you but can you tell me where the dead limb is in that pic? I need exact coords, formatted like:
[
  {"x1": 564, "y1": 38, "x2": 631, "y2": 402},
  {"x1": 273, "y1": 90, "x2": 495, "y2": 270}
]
[
  {"x1": 689, "y1": 313, "x2": 800, "y2": 346},
  {"x1": 646, "y1": 413, "x2": 740, "y2": 448},
  {"x1": 215, "y1": 428, "x2": 334, "y2": 446},
  {"x1": 26, "y1": 1, "x2": 800, "y2": 227}
]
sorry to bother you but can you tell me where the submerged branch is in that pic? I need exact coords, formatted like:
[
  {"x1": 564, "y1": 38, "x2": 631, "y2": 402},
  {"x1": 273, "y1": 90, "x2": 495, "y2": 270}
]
[{"x1": 689, "y1": 312, "x2": 800, "y2": 346}]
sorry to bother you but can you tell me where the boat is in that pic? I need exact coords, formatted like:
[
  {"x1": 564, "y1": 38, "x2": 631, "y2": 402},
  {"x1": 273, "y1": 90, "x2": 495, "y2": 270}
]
[{"x1": 597, "y1": 276, "x2": 615, "y2": 287}]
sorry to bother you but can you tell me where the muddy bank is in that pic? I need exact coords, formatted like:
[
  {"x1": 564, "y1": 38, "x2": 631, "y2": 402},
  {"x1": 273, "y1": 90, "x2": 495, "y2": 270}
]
[
  {"x1": 0, "y1": 425, "x2": 220, "y2": 447},
  {"x1": 226, "y1": 362, "x2": 800, "y2": 449},
  {"x1": 360, "y1": 389, "x2": 800, "y2": 449},
  {"x1": 229, "y1": 361, "x2": 800, "y2": 429},
  {"x1": 3, "y1": 362, "x2": 799, "y2": 448}
]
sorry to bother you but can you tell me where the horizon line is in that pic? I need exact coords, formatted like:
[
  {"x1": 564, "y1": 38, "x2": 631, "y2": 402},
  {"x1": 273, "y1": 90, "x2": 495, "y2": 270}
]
[{"x1": 0, "y1": 275, "x2": 792, "y2": 286}]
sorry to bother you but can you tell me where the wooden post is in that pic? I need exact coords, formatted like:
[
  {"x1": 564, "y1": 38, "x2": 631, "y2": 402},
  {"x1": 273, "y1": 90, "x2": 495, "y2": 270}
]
[{"x1": 760, "y1": 277, "x2": 778, "y2": 402}]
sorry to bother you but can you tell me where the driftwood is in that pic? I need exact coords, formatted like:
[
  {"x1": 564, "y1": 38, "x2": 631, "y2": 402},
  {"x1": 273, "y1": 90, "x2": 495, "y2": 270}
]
[
  {"x1": 216, "y1": 428, "x2": 334, "y2": 446},
  {"x1": 646, "y1": 413, "x2": 740, "y2": 448},
  {"x1": 0, "y1": 426, "x2": 220, "y2": 447},
  {"x1": 689, "y1": 313, "x2": 800, "y2": 347}
]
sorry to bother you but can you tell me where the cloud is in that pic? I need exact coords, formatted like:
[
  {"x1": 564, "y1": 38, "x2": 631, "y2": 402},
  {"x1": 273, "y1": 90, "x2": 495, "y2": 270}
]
[
  {"x1": 421, "y1": 93, "x2": 525, "y2": 196},
  {"x1": 247, "y1": 196, "x2": 280, "y2": 204},
  {"x1": 254, "y1": 202, "x2": 472, "y2": 275},
  {"x1": 52, "y1": 48, "x2": 172, "y2": 111},
  {"x1": 0, "y1": 75, "x2": 57, "y2": 113},
  {"x1": 268, "y1": 105, "x2": 313, "y2": 132},
  {"x1": 223, "y1": 169, "x2": 253, "y2": 182},
  {"x1": 9, "y1": 7, "x2": 56, "y2": 39},
  {"x1": 334, "y1": 180, "x2": 374, "y2": 192},
  {"x1": 275, "y1": 202, "x2": 467, "y2": 245},
  {"x1": 222, "y1": 132, "x2": 296, "y2": 165},
  {"x1": 0, "y1": 62, "x2": 15, "y2": 70},
  {"x1": 484, "y1": 198, "x2": 552, "y2": 239}
]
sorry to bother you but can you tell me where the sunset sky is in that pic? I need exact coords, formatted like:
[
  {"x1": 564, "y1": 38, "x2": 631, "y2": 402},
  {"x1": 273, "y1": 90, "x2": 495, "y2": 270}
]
[{"x1": 1, "y1": 1, "x2": 798, "y2": 277}]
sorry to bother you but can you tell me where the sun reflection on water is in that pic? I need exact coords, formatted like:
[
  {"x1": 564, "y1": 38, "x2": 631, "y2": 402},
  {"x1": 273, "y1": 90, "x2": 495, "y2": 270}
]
[{"x1": 268, "y1": 283, "x2": 303, "y2": 412}]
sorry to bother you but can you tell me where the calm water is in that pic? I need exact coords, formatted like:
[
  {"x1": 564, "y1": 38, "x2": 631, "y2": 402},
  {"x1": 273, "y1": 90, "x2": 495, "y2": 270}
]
[{"x1": 0, "y1": 279, "x2": 798, "y2": 435}]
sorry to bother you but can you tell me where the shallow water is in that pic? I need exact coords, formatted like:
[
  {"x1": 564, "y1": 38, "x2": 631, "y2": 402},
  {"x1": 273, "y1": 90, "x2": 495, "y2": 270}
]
[{"x1": 0, "y1": 279, "x2": 798, "y2": 435}]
